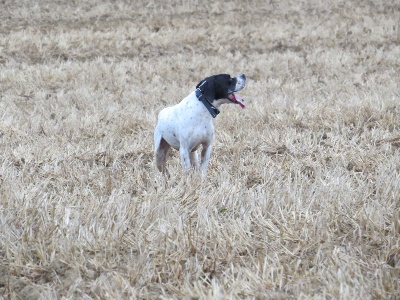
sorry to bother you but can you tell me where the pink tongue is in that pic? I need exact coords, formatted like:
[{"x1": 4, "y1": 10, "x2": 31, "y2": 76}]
[{"x1": 229, "y1": 93, "x2": 246, "y2": 109}]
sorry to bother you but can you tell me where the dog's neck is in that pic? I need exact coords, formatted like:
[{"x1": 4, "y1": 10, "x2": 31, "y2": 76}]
[{"x1": 195, "y1": 88, "x2": 220, "y2": 118}]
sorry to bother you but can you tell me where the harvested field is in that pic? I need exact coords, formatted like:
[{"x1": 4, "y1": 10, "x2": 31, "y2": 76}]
[{"x1": 0, "y1": 0, "x2": 399, "y2": 298}]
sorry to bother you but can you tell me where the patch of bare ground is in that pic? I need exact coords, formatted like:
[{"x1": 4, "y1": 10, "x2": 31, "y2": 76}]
[{"x1": 0, "y1": 0, "x2": 399, "y2": 298}]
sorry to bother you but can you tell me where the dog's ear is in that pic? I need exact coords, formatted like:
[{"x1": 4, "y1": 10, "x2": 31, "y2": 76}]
[{"x1": 196, "y1": 77, "x2": 215, "y2": 102}]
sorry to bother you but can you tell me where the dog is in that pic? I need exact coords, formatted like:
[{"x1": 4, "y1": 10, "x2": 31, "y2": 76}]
[{"x1": 154, "y1": 73, "x2": 246, "y2": 178}]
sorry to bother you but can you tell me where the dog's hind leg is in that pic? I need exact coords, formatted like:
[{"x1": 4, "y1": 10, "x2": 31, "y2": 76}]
[{"x1": 154, "y1": 132, "x2": 170, "y2": 176}]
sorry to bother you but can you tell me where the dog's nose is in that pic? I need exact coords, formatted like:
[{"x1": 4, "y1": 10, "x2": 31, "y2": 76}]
[{"x1": 239, "y1": 74, "x2": 246, "y2": 80}]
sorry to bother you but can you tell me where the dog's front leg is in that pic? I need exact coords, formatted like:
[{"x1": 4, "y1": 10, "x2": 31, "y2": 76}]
[
  {"x1": 179, "y1": 147, "x2": 192, "y2": 172},
  {"x1": 189, "y1": 151, "x2": 199, "y2": 170},
  {"x1": 200, "y1": 144, "x2": 212, "y2": 178}
]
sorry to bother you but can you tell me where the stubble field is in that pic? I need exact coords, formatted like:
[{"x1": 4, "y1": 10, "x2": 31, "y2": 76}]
[{"x1": 0, "y1": 0, "x2": 399, "y2": 298}]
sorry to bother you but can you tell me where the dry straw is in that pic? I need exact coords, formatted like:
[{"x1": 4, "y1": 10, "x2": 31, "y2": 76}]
[{"x1": 0, "y1": 0, "x2": 399, "y2": 298}]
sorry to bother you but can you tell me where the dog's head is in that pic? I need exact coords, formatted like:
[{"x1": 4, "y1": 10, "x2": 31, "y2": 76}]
[{"x1": 196, "y1": 74, "x2": 246, "y2": 108}]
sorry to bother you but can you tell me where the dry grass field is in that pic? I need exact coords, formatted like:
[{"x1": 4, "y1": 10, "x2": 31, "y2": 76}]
[{"x1": 1, "y1": 0, "x2": 399, "y2": 298}]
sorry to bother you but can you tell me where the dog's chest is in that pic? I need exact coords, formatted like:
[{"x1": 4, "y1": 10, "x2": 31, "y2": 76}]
[
  {"x1": 160, "y1": 93, "x2": 215, "y2": 149},
  {"x1": 178, "y1": 110, "x2": 214, "y2": 145}
]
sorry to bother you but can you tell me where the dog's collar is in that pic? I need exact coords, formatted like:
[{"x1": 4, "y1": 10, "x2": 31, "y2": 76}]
[{"x1": 195, "y1": 88, "x2": 220, "y2": 118}]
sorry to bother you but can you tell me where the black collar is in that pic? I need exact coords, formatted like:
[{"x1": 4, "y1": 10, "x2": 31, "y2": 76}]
[{"x1": 195, "y1": 88, "x2": 220, "y2": 118}]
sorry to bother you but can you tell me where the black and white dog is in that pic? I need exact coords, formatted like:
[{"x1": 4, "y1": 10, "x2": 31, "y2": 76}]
[{"x1": 154, "y1": 74, "x2": 246, "y2": 178}]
